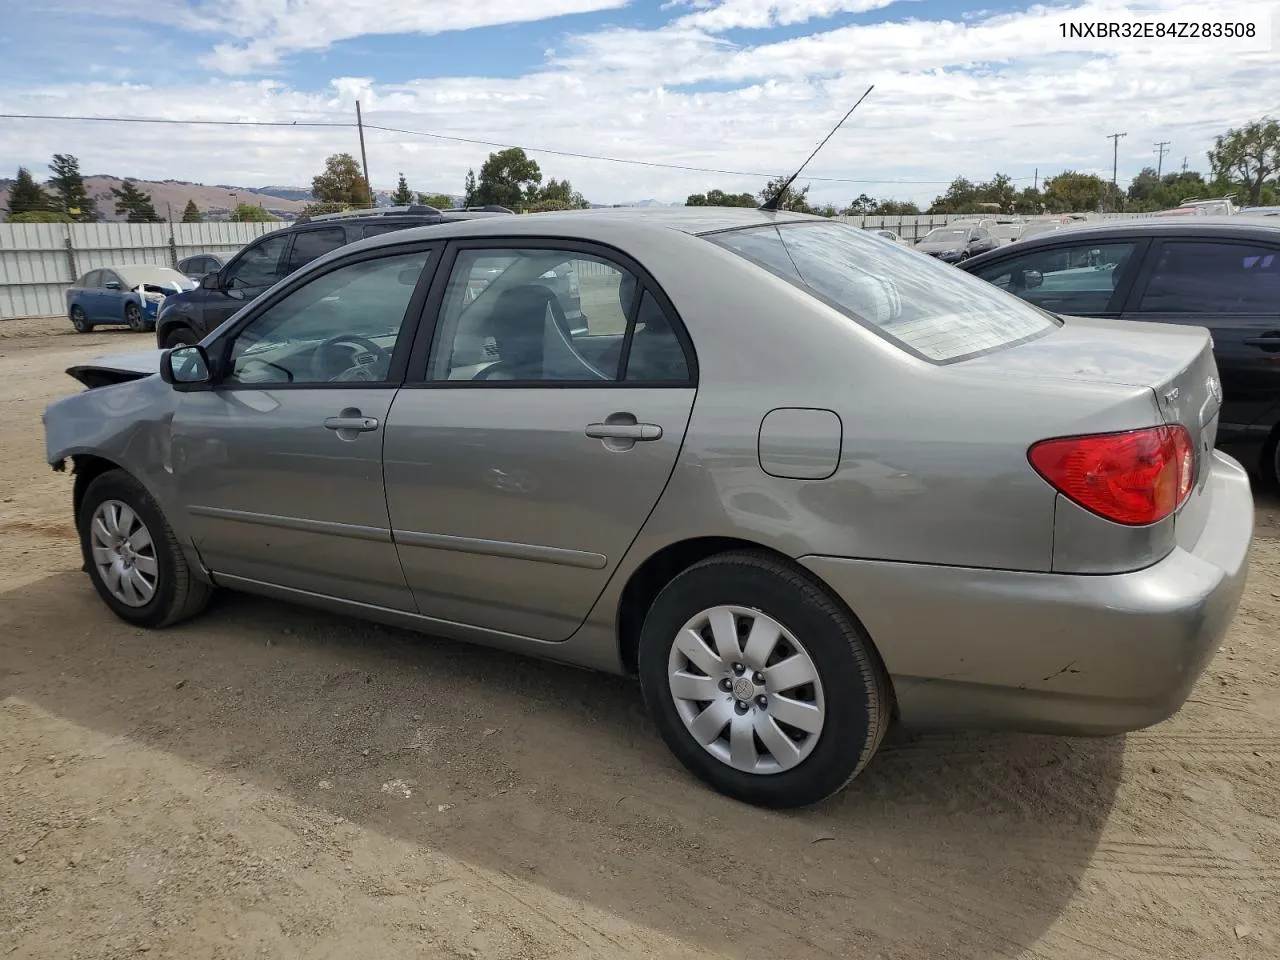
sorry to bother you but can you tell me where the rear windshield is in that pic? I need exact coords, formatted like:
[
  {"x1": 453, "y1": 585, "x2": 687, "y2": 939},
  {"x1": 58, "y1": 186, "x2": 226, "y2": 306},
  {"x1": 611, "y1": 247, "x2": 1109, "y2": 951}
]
[{"x1": 709, "y1": 220, "x2": 1058, "y2": 363}]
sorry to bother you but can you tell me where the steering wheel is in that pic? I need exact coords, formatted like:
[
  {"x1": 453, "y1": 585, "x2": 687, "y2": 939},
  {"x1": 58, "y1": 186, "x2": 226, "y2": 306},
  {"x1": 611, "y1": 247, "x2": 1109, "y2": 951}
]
[{"x1": 313, "y1": 333, "x2": 387, "y2": 382}]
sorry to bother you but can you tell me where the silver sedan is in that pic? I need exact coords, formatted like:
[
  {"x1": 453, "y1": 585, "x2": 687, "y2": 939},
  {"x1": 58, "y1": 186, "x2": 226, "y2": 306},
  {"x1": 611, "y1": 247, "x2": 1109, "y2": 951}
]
[{"x1": 43, "y1": 208, "x2": 1253, "y2": 808}]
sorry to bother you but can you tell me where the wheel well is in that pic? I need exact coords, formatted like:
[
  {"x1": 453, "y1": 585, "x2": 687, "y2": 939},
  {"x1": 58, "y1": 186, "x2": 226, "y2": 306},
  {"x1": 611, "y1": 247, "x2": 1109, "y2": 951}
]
[{"x1": 71, "y1": 454, "x2": 123, "y2": 519}]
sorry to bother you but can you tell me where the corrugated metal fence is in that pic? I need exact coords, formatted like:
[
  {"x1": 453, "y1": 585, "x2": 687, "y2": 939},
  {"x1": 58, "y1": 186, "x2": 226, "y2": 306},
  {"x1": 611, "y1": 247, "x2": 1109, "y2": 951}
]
[
  {"x1": 0, "y1": 221, "x2": 281, "y2": 320},
  {"x1": 0, "y1": 212, "x2": 1158, "y2": 320}
]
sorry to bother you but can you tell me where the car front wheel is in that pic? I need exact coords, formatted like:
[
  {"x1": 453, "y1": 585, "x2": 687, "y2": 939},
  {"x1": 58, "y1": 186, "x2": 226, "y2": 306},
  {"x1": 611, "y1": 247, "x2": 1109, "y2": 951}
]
[
  {"x1": 638, "y1": 551, "x2": 891, "y2": 809},
  {"x1": 125, "y1": 302, "x2": 146, "y2": 332},
  {"x1": 77, "y1": 469, "x2": 212, "y2": 628}
]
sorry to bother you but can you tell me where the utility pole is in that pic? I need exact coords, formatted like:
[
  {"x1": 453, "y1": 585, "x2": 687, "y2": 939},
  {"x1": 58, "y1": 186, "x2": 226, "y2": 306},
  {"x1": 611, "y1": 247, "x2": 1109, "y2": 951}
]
[
  {"x1": 355, "y1": 101, "x2": 373, "y2": 209},
  {"x1": 1106, "y1": 131, "x2": 1127, "y2": 211},
  {"x1": 1181, "y1": 156, "x2": 1188, "y2": 173},
  {"x1": 1033, "y1": 167, "x2": 1038, "y2": 192},
  {"x1": 1153, "y1": 140, "x2": 1170, "y2": 178}
]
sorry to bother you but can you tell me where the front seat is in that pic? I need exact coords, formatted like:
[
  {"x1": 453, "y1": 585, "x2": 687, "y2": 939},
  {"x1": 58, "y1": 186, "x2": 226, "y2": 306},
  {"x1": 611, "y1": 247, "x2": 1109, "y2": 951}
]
[{"x1": 474, "y1": 285, "x2": 559, "y2": 381}]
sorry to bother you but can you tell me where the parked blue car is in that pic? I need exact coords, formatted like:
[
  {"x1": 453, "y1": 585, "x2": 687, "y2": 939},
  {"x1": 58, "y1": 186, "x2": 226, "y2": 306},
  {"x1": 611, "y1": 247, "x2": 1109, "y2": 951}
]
[{"x1": 67, "y1": 265, "x2": 197, "y2": 334}]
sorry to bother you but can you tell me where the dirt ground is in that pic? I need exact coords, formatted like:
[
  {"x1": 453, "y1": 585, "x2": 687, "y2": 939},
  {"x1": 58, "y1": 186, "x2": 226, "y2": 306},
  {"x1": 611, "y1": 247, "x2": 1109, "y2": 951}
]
[{"x1": 1, "y1": 316, "x2": 1278, "y2": 960}]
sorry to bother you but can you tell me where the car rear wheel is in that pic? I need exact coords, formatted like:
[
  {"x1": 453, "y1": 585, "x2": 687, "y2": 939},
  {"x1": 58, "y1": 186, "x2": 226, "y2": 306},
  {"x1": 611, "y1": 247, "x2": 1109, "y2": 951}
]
[
  {"x1": 162, "y1": 327, "x2": 198, "y2": 349},
  {"x1": 1264, "y1": 430, "x2": 1280, "y2": 492},
  {"x1": 638, "y1": 551, "x2": 890, "y2": 809},
  {"x1": 70, "y1": 306, "x2": 92, "y2": 333},
  {"x1": 125, "y1": 302, "x2": 146, "y2": 332},
  {"x1": 77, "y1": 469, "x2": 212, "y2": 628}
]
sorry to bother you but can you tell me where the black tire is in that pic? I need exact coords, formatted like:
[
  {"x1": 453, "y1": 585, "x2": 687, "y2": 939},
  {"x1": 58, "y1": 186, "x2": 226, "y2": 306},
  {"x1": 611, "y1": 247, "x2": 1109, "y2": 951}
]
[
  {"x1": 125, "y1": 302, "x2": 146, "y2": 332},
  {"x1": 162, "y1": 326, "x2": 199, "y2": 349},
  {"x1": 637, "y1": 551, "x2": 890, "y2": 809},
  {"x1": 70, "y1": 307, "x2": 92, "y2": 333},
  {"x1": 1263, "y1": 429, "x2": 1280, "y2": 493},
  {"x1": 77, "y1": 469, "x2": 213, "y2": 628}
]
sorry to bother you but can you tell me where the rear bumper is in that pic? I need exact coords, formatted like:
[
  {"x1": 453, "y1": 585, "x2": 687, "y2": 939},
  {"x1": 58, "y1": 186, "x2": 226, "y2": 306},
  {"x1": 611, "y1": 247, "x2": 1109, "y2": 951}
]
[{"x1": 800, "y1": 451, "x2": 1254, "y2": 736}]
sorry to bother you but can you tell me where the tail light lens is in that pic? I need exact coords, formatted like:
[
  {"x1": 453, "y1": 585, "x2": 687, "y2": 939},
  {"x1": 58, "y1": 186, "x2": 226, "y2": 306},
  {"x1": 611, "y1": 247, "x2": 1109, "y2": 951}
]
[{"x1": 1028, "y1": 425, "x2": 1194, "y2": 526}]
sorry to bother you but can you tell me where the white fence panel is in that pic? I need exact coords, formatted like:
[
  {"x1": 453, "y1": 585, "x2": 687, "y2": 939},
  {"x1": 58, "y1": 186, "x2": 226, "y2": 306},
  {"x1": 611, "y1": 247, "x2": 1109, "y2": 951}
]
[{"x1": 0, "y1": 221, "x2": 283, "y2": 319}]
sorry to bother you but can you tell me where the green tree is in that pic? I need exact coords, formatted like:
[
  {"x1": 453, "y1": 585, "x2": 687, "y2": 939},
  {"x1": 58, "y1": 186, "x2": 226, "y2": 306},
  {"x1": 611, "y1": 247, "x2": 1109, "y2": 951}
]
[
  {"x1": 391, "y1": 172, "x2": 415, "y2": 206},
  {"x1": 1012, "y1": 187, "x2": 1043, "y2": 215},
  {"x1": 311, "y1": 153, "x2": 371, "y2": 207},
  {"x1": 181, "y1": 199, "x2": 202, "y2": 223},
  {"x1": 462, "y1": 169, "x2": 478, "y2": 207},
  {"x1": 230, "y1": 202, "x2": 278, "y2": 222},
  {"x1": 685, "y1": 188, "x2": 757, "y2": 207},
  {"x1": 1207, "y1": 116, "x2": 1280, "y2": 206},
  {"x1": 110, "y1": 179, "x2": 161, "y2": 222},
  {"x1": 1040, "y1": 171, "x2": 1109, "y2": 213},
  {"x1": 6, "y1": 167, "x2": 55, "y2": 217},
  {"x1": 7, "y1": 210, "x2": 72, "y2": 223},
  {"x1": 473, "y1": 148, "x2": 542, "y2": 209},
  {"x1": 417, "y1": 192, "x2": 455, "y2": 209},
  {"x1": 872, "y1": 199, "x2": 921, "y2": 215},
  {"x1": 844, "y1": 193, "x2": 878, "y2": 215},
  {"x1": 48, "y1": 154, "x2": 98, "y2": 221},
  {"x1": 758, "y1": 176, "x2": 813, "y2": 213},
  {"x1": 526, "y1": 177, "x2": 590, "y2": 212}
]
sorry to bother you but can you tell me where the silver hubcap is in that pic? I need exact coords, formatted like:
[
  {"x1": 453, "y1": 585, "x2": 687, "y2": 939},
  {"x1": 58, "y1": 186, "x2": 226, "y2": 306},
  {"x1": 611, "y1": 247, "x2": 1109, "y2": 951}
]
[
  {"x1": 89, "y1": 499, "x2": 158, "y2": 607},
  {"x1": 667, "y1": 605, "x2": 825, "y2": 775}
]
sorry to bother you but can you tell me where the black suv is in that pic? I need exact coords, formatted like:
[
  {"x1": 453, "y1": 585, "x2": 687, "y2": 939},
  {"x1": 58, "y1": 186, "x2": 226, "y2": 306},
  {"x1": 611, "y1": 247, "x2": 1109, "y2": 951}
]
[
  {"x1": 155, "y1": 204, "x2": 512, "y2": 349},
  {"x1": 960, "y1": 217, "x2": 1280, "y2": 487}
]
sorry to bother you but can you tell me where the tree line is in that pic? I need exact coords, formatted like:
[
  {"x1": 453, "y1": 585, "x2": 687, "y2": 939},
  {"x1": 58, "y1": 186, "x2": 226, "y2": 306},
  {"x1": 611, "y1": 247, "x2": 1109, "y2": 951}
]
[
  {"x1": 300, "y1": 147, "x2": 592, "y2": 218},
  {"x1": 2, "y1": 154, "x2": 281, "y2": 224},
  {"x1": 689, "y1": 115, "x2": 1279, "y2": 216}
]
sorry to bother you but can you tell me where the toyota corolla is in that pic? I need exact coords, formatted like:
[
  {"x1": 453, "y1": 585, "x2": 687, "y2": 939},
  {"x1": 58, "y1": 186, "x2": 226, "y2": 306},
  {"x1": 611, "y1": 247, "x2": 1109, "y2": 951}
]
[{"x1": 43, "y1": 208, "x2": 1253, "y2": 809}]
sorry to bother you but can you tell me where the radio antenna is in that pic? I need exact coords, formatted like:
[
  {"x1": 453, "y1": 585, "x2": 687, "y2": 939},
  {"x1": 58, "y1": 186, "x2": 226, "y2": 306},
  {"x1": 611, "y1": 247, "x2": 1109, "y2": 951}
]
[{"x1": 760, "y1": 84, "x2": 874, "y2": 212}]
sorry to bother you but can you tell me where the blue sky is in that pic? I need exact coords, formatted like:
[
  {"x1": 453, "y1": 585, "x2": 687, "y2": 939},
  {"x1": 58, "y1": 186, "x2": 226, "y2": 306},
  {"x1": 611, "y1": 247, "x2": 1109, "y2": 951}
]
[{"x1": 1, "y1": 0, "x2": 1276, "y2": 205}]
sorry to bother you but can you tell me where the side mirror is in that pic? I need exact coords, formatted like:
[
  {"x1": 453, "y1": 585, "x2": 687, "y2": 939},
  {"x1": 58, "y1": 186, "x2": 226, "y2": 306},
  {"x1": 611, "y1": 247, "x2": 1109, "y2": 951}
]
[
  {"x1": 104, "y1": 280, "x2": 122, "y2": 290},
  {"x1": 201, "y1": 272, "x2": 221, "y2": 290},
  {"x1": 160, "y1": 345, "x2": 213, "y2": 389}
]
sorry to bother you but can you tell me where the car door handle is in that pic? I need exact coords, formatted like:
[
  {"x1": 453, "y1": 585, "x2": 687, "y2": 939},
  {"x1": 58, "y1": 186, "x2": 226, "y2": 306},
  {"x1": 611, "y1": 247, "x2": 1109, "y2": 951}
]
[
  {"x1": 324, "y1": 416, "x2": 379, "y2": 432},
  {"x1": 1243, "y1": 336, "x2": 1280, "y2": 347},
  {"x1": 585, "y1": 422, "x2": 663, "y2": 441}
]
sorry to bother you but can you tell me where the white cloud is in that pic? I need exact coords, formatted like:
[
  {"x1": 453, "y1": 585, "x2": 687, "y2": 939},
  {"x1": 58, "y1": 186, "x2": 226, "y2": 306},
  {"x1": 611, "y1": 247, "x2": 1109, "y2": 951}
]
[
  {"x1": 673, "y1": 0, "x2": 911, "y2": 32},
  {"x1": 1, "y1": 0, "x2": 1277, "y2": 207},
  {"x1": 198, "y1": 0, "x2": 631, "y2": 73}
]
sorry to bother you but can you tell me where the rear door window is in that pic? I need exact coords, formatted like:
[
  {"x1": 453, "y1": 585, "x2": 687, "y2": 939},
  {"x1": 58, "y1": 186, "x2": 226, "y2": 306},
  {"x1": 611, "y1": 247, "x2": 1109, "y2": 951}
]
[
  {"x1": 710, "y1": 221, "x2": 1057, "y2": 364},
  {"x1": 284, "y1": 227, "x2": 348, "y2": 274},
  {"x1": 969, "y1": 241, "x2": 1139, "y2": 316},
  {"x1": 1138, "y1": 240, "x2": 1280, "y2": 314},
  {"x1": 363, "y1": 223, "x2": 414, "y2": 240}
]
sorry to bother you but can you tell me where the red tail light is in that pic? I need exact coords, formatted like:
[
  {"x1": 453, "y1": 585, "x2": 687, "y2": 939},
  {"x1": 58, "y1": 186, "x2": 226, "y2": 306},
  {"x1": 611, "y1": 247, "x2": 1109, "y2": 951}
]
[{"x1": 1028, "y1": 425, "x2": 1194, "y2": 526}]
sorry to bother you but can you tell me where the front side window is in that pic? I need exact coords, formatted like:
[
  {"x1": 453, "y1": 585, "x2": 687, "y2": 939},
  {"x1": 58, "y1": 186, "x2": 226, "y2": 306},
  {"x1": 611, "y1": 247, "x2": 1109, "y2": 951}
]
[
  {"x1": 1139, "y1": 240, "x2": 1280, "y2": 314},
  {"x1": 428, "y1": 248, "x2": 643, "y2": 382},
  {"x1": 225, "y1": 234, "x2": 289, "y2": 290},
  {"x1": 969, "y1": 241, "x2": 1137, "y2": 316},
  {"x1": 226, "y1": 250, "x2": 431, "y2": 385},
  {"x1": 285, "y1": 227, "x2": 347, "y2": 274},
  {"x1": 711, "y1": 221, "x2": 1056, "y2": 363}
]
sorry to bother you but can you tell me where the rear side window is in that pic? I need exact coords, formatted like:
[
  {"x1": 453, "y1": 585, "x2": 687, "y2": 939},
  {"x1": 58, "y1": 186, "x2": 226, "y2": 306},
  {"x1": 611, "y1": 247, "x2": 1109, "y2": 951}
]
[
  {"x1": 285, "y1": 227, "x2": 347, "y2": 273},
  {"x1": 1139, "y1": 240, "x2": 1280, "y2": 314},
  {"x1": 710, "y1": 221, "x2": 1057, "y2": 363}
]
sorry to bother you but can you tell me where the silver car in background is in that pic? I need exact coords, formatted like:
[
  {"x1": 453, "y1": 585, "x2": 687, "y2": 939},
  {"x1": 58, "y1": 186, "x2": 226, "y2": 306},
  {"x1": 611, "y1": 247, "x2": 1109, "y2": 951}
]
[{"x1": 43, "y1": 208, "x2": 1253, "y2": 809}]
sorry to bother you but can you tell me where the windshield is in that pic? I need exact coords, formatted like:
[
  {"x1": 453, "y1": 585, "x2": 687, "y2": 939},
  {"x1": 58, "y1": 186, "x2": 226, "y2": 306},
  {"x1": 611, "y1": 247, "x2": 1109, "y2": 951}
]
[
  {"x1": 709, "y1": 220, "x2": 1058, "y2": 364},
  {"x1": 923, "y1": 228, "x2": 968, "y2": 243}
]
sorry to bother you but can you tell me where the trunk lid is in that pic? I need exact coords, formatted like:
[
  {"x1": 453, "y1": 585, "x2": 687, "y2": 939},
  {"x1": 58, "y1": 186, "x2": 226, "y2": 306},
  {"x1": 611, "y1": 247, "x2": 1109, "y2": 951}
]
[{"x1": 960, "y1": 313, "x2": 1222, "y2": 511}]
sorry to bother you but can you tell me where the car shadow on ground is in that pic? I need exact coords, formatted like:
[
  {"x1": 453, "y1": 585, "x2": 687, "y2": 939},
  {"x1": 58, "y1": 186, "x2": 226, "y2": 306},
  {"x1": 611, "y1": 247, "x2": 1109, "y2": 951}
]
[{"x1": 0, "y1": 571, "x2": 1125, "y2": 958}]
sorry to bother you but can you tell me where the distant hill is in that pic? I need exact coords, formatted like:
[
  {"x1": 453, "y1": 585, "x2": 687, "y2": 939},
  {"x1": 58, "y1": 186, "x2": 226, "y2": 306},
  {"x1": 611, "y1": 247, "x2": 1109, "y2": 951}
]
[{"x1": 0, "y1": 176, "x2": 313, "y2": 222}]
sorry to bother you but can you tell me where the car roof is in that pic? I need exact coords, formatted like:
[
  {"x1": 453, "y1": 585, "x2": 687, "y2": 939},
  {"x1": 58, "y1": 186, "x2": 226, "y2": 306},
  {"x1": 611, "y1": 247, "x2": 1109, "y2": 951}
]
[{"x1": 344, "y1": 206, "x2": 821, "y2": 249}]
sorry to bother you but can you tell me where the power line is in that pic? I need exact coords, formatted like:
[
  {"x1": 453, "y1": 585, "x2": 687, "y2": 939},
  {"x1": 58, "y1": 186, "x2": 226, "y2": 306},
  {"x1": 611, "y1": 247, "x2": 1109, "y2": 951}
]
[{"x1": 0, "y1": 110, "x2": 1038, "y2": 185}]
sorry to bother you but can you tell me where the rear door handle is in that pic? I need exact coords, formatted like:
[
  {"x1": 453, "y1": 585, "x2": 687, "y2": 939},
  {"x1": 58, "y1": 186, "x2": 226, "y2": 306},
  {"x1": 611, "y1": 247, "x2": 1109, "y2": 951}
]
[
  {"x1": 1243, "y1": 335, "x2": 1280, "y2": 348},
  {"x1": 324, "y1": 416, "x2": 379, "y2": 432},
  {"x1": 585, "y1": 422, "x2": 663, "y2": 441}
]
